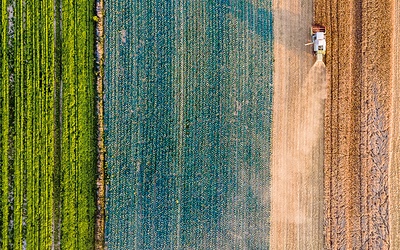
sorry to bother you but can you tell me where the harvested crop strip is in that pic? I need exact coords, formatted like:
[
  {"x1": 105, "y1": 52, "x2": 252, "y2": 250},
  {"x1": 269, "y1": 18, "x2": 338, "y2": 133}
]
[
  {"x1": 270, "y1": 0, "x2": 325, "y2": 248},
  {"x1": 0, "y1": 0, "x2": 96, "y2": 249}
]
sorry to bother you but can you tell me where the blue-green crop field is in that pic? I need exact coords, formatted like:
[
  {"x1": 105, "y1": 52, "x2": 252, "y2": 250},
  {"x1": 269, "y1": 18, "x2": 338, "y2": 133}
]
[
  {"x1": 104, "y1": 0, "x2": 274, "y2": 248},
  {"x1": 0, "y1": 0, "x2": 96, "y2": 249}
]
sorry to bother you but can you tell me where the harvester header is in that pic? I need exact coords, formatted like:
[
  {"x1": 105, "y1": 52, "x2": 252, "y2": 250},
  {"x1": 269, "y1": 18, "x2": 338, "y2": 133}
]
[
  {"x1": 306, "y1": 24, "x2": 326, "y2": 62},
  {"x1": 312, "y1": 24, "x2": 326, "y2": 34}
]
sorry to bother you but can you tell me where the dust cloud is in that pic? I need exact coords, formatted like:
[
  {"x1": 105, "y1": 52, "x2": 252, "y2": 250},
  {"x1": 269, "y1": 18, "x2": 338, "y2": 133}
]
[
  {"x1": 271, "y1": 58, "x2": 326, "y2": 248},
  {"x1": 299, "y1": 60, "x2": 326, "y2": 155}
]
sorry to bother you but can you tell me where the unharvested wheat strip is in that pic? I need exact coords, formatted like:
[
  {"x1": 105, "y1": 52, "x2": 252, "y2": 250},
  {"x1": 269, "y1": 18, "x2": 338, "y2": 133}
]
[
  {"x1": 323, "y1": 0, "x2": 334, "y2": 246},
  {"x1": 315, "y1": 0, "x2": 393, "y2": 247},
  {"x1": 344, "y1": 0, "x2": 363, "y2": 246},
  {"x1": 329, "y1": 0, "x2": 340, "y2": 247},
  {"x1": 314, "y1": 0, "x2": 361, "y2": 247},
  {"x1": 360, "y1": 0, "x2": 391, "y2": 247},
  {"x1": 390, "y1": 0, "x2": 400, "y2": 247}
]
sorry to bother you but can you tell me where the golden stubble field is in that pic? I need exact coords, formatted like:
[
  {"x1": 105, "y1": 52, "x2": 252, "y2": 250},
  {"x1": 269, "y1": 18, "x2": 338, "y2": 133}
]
[{"x1": 271, "y1": 0, "x2": 325, "y2": 248}]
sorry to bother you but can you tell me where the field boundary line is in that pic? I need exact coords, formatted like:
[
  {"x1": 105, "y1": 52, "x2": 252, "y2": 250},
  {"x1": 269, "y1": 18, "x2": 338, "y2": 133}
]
[{"x1": 94, "y1": 0, "x2": 106, "y2": 248}]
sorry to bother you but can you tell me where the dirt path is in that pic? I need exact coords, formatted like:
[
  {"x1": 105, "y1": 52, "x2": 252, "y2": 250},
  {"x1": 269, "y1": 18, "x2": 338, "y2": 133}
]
[
  {"x1": 94, "y1": 0, "x2": 105, "y2": 249},
  {"x1": 270, "y1": 0, "x2": 325, "y2": 248},
  {"x1": 315, "y1": 0, "x2": 393, "y2": 248}
]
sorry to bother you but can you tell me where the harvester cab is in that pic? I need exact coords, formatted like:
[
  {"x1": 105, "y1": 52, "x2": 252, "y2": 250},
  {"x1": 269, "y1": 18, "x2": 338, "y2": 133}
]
[{"x1": 306, "y1": 25, "x2": 326, "y2": 62}]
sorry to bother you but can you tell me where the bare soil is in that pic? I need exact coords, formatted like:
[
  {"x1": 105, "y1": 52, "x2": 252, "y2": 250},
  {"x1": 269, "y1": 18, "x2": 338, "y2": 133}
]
[{"x1": 270, "y1": 0, "x2": 325, "y2": 248}]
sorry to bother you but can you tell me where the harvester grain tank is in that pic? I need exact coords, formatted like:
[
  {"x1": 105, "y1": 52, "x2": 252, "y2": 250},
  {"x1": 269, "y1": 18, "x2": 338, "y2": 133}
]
[{"x1": 306, "y1": 25, "x2": 326, "y2": 61}]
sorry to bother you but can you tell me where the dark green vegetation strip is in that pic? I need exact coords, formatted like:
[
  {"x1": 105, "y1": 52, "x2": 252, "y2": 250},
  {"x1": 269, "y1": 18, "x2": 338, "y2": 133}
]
[
  {"x1": 0, "y1": 0, "x2": 96, "y2": 249},
  {"x1": 104, "y1": 0, "x2": 273, "y2": 248}
]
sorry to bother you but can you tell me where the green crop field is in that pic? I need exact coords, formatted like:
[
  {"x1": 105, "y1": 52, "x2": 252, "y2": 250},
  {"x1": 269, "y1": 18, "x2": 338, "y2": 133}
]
[
  {"x1": 104, "y1": 0, "x2": 274, "y2": 248},
  {"x1": 2, "y1": 0, "x2": 274, "y2": 249},
  {"x1": 0, "y1": 0, "x2": 96, "y2": 249}
]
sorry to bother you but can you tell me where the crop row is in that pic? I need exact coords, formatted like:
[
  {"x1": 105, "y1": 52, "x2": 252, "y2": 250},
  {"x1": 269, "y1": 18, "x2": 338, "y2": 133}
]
[
  {"x1": 0, "y1": 0, "x2": 96, "y2": 249},
  {"x1": 60, "y1": 0, "x2": 96, "y2": 248},
  {"x1": 1, "y1": 0, "x2": 9, "y2": 247},
  {"x1": 0, "y1": 1, "x2": 55, "y2": 248}
]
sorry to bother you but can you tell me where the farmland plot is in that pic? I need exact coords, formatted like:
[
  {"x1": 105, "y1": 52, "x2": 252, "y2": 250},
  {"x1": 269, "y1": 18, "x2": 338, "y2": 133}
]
[
  {"x1": 0, "y1": 0, "x2": 96, "y2": 249},
  {"x1": 314, "y1": 0, "x2": 394, "y2": 248},
  {"x1": 104, "y1": 0, "x2": 274, "y2": 248}
]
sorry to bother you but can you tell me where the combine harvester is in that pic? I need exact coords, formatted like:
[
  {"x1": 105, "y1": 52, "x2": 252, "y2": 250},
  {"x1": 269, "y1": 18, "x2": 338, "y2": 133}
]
[{"x1": 305, "y1": 25, "x2": 326, "y2": 62}]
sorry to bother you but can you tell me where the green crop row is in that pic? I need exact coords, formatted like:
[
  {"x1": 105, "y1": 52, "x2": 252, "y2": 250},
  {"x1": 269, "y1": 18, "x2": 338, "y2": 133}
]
[
  {"x1": 0, "y1": 0, "x2": 96, "y2": 248},
  {"x1": 60, "y1": 0, "x2": 96, "y2": 248},
  {"x1": 0, "y1": 0, "x2": 56, "y2": 249},
  {"x1": 1, "y1": 0, "x2": 10, "y2": 247}
]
